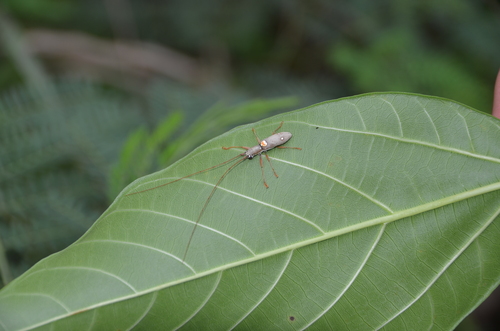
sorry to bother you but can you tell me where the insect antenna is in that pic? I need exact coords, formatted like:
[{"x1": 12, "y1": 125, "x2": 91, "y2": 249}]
[
  {"x1": 183, "y1": 155, "x2": 247, "y2": 261},
  {"x1": 125, "y1": 153, "x2": 244, "y2": 196}
]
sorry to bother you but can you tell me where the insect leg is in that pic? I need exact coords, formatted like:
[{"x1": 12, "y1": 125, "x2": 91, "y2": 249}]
[
  {"x1": 276, "y1": 146, "x2": 302, "y2": 150},
  {"x1": 259, "y1": 154, "x2": 269, "y2": 188},
  {"x1": 271, "y1": 121, "x2": 284, "y2": 134},
  {"x1": 264, "y1": 153, "x2": 279, "y2": 178},
  {"x1": 252, "y1": 121, "x2": 284, "y2": 144},
  {"x1": 251, "y1": 128, "x2": 261, "y2": 144},
  {"x1": 222, "y1": 146, "x2": 249, "y2": 150}
]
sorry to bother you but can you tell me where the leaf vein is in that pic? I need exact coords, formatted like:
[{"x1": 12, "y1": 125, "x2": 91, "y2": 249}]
[
  {"x1": 51, "y1": 266, "x2": 137, "y2": 293},
  {"x1": 174, "y1": 272, "x2": 222, "y2": 330},
  {"x1": 230, "y1": 250, "x2": 294, "y2": 328},
  {"x1": 274, "y1": 158, "x2": 393, "y2": 213},
  {"x1": 375, "y1": 203, "x2": 500, "y2": 329},
  {"x1": 0, "y1": 292, "x2": 71, "y2": 313},
  {"x1": 106, "y1": 209, "x2": 256, "y2": 258},
  {"x1": 456, "y1": 112, "x2": 475, "y2": 153},
  {"x1": 126, "y1": 291, "x2": 158, "y2": 331},
  {"x1": 178, "y1": 180, "x2": 326, "y2": 234},
  {"x1": 415, "y1": 99, "x2": 441, "y2": 144},
  {"x1": 379, "y1": 96, "x2": 404, "y2": 136},
  {"x1": 305, "y1": 225, "x2": 386, "y2": 328},
  {"x1": 309, "y1": 124, "x2": 500, "y2": 164}
]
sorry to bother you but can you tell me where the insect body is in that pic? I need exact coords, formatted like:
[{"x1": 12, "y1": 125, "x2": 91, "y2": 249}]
[{"x1": 126, "y1": 122, "x2": 300, "y2": 261}]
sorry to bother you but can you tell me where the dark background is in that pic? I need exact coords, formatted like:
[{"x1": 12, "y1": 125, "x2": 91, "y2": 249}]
[{"x1": 0, "y1": 1, "x2": 499, "y2": 329}]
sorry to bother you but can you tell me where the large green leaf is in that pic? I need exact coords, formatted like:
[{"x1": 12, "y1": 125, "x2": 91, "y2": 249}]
[{"x1": 1, "y1": 93, "x2": 499, "y2": 330}]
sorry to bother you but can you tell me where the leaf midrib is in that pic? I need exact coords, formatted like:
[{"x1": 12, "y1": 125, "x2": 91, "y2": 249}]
[{"x1": 19, "y1": 181, "x2": 500, "y2": 331}]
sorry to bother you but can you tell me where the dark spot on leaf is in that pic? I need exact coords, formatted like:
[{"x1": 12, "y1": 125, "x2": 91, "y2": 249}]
[
  {"x1": 315, "y1": 127, "x2": 319, "y2": 129},
  {"x1": 289, "y1": 316, "x2": 295, "y2": 321}
]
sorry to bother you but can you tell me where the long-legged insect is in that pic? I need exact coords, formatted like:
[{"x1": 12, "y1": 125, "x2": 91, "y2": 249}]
[{"x1": 126, "y1": 122, "x2": 301, "y2": 261}]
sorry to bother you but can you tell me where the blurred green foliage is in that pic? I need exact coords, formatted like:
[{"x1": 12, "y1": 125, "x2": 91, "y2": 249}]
[
  {"x1": 329, "y1": 29, "x2": 491, "y2": 110},
  {"x1": 2, "y1": 0, "x2": 497, "y2": 111},
  {"x1": 1, "y1": 0, "x2": 74, "y2": 23},
  {"x1": 0, "y1": 1, "x2": 498, "y2": 320},
  {"x1": 0, "y1": 81, "x2": 136, "y2": 280},
  {"x1": 0, "y1": 79, "x2": 297, "y2": 284}
]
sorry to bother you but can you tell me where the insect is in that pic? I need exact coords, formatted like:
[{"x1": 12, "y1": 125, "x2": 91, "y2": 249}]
[{"x1": 126, "y1": 121, "x2": 301, "y2": 261}]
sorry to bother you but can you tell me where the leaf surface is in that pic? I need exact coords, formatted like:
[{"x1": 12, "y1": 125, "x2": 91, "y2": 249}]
[{"x1": 1, "y1": 93, "x2": 499, "y2": 330}]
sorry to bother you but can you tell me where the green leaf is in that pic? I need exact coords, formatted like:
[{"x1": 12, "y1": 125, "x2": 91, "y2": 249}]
[{"x1": 1, "y1": 93, "x2": 499, "y2": 330}]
